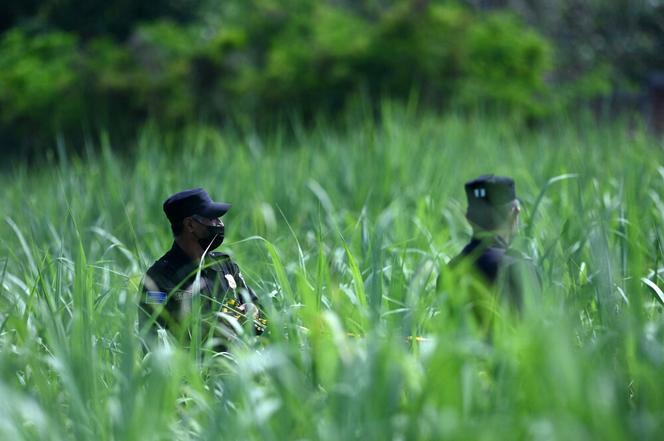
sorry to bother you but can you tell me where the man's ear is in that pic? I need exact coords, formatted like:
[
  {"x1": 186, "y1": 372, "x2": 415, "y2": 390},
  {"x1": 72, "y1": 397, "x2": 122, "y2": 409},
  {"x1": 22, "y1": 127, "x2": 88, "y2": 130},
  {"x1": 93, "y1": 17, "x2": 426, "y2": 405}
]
[
  {"x1": 512, "y1": 201, "x2": 521, "y2": 216},
  {"x1": 510, "y1": 202, "x2": 521, "y2": 229},
  {"x1": 182, "y1": 217, "x2": 195, "y2": 233}
]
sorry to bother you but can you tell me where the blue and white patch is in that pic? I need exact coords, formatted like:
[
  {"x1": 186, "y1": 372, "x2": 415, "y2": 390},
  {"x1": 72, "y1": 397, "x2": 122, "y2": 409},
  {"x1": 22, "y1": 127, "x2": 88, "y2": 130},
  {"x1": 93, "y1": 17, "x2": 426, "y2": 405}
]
[
  {"x1": 474, "y1": 188, "x2": 487, "y2": 198},
  {"x1": 146, "y1": 291, "x2": 167, "y2": 304}
]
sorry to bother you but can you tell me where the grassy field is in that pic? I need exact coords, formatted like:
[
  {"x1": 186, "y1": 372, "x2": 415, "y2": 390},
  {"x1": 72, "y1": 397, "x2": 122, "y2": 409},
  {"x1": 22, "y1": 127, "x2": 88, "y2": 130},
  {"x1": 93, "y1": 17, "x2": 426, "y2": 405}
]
[{"x1": 1, "y1": 107, "x2": 663, "y2": 440}]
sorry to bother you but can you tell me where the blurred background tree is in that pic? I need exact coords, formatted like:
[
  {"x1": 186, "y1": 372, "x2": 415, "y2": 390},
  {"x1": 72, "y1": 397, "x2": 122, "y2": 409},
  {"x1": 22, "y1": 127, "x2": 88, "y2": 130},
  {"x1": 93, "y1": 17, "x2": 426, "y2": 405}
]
[
  {"x1": 498, "y1": 0, "x2": 664, "y2": 108},
  {"x1": 0, "y1": 0, "x2": 662, "y2": 158},
  {"x1": 0, "y1": 0, "x2": 202, "y2": 39}
]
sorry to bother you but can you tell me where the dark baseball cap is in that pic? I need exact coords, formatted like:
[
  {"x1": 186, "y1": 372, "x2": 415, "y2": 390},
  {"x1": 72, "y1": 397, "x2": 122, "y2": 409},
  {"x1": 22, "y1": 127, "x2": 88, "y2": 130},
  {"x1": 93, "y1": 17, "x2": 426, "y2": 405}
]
[
  {"x1": 464, "y1": 175, "x2": 516, "y2": 230},
  {"x1": 163, "y1": 188, "x2": 231, "y2": 225}
]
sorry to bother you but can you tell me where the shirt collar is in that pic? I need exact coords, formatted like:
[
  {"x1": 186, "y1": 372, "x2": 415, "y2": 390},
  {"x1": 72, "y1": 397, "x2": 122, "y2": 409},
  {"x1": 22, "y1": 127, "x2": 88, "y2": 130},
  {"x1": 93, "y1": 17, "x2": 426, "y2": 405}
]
[
  {"x1": 166, "y1": 241, "x2": 205, "y2": 285},
  {"x1": 470, "y1": 235, "x2": 509, "y2": 250},
  {"x1": 167, "y1": 241, "x2": 192, "y2": 265}
]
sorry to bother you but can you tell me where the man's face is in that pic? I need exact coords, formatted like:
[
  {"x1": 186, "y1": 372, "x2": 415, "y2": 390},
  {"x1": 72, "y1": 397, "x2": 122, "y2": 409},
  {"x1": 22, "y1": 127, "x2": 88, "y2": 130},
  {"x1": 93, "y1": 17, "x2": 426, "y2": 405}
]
[
  {"x1": 181, "y1": 214, "x2": 221, "y2": 235},
  {"x1": 468, "y1": 200, "x2": 520, "y2": 242},
  {"x1": 191, "y1": 215, "x2": 223, "y2": 229},
  {"x1": 186, "y1": 214, "x2": 225, "y2": 251}
]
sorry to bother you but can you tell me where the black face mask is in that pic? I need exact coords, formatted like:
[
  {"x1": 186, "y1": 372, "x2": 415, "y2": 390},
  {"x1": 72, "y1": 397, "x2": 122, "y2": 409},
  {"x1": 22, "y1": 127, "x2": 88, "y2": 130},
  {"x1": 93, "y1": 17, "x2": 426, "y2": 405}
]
[{"x1": 193, "y1": 219, "x2": 225, "y2": 251}]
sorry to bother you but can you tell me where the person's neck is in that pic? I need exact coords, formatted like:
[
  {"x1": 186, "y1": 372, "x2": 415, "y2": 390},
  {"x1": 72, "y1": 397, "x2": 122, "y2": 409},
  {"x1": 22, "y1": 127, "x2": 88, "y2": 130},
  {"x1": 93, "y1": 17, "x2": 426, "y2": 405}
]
[{"x1": 175, "y1": 236, "x2": 204, "y2": 262}]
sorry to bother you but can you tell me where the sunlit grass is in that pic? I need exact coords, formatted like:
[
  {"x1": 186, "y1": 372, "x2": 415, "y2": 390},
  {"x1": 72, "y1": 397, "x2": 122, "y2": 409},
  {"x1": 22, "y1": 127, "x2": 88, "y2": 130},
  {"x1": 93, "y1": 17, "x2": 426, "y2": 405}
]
[{"x1": 0, "y1": 107, "x2": 663, "y2": 440}]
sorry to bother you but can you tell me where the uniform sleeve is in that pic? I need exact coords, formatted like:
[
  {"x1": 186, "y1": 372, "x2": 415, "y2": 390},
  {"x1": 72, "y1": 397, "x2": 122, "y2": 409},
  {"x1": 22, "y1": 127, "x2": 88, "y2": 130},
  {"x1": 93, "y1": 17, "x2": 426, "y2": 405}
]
[
  {"x1": 139, "y1": 267, "x2": 180, "y2": 333},
  {"x1": 138, "y1": 273, "x2": 164, "y2": 345}
]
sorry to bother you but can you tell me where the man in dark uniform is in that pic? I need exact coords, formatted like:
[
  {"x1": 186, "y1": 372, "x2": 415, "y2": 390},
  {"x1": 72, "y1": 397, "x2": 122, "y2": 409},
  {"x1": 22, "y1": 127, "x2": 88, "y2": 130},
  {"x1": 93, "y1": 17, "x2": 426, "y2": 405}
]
[
  {"x1": 448, "y1": 175, "x2": 538, "y2": 325},
  {"x1": 139, "y1": 188, "x2": 265, "y2": 349}
]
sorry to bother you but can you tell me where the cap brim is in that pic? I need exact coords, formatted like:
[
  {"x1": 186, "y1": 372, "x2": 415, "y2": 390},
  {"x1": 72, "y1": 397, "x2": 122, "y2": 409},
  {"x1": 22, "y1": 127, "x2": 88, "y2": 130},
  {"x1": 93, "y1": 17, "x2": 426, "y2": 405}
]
[{"x1": 200, "y1": 202, "x2": 231, "y2": 218}]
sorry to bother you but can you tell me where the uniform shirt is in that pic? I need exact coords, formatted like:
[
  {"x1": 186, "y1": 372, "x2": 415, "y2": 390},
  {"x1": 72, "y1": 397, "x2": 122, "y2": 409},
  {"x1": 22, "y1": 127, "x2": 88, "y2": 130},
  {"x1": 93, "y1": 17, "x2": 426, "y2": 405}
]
[
  {"x1": 448, "y1": 236, "x2": 538, "y2": 313},
  {"x1": 139, "y1": 242, "x2": 263, "y2": 341}
]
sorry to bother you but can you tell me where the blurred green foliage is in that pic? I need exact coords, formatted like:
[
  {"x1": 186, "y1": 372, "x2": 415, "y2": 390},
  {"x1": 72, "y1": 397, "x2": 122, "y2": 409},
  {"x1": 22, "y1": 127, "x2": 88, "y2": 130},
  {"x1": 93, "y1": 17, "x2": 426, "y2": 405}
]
[
  {"x1": 0, "y1": 0, "x2": 201, "y2": 39},
  {"x1": 0, "y1": 30, "x2": 83, "y2": 135},
  {"x1": 1, "y1": 0, "x2": 662, "y2": 155},
  {"x1": 1, "y1": 109, "x2": 663, "y2": 441},
  {"x1": 0, "y1": 0, "x2": 555, "y2": 154},
  {"x1": 509, "y1": 0, "x2": 664, "y2": 93}
]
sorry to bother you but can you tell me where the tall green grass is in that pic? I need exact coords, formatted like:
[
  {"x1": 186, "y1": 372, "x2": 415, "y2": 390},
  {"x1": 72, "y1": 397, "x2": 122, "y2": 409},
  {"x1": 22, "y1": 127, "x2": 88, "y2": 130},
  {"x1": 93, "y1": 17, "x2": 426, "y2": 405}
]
[{"x1": 1, "y1": 107, "x2": 663, "y2": 440}]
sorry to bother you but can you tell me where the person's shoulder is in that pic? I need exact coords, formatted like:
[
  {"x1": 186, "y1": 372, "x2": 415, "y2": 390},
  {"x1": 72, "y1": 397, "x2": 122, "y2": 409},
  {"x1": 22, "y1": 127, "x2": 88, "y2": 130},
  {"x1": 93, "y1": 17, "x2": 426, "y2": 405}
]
[
  {"x1": 207, "y1": 251, "x2": 241, "y2": 272},
  {"x1": 476, "y1": 245, "x2": 505, "y2": 268},
  {"x1": 142, "y1": 251, "x2": 181, "y2": 290},
  {"x1": 448, "y1": 239, "x2": 478, "y2": 267},
  {"x1": 502, "y1": 248, "x2": 539, "y2": 282},
  {"x1": 208, "y1": 251, "x2": 232, "y2": 262},
  {"x1": 505, "y1": 248, "x2": 534, "y2": 265},
  {"x1": 146, "y1": 253, "x2": 177, "y2": 276}
]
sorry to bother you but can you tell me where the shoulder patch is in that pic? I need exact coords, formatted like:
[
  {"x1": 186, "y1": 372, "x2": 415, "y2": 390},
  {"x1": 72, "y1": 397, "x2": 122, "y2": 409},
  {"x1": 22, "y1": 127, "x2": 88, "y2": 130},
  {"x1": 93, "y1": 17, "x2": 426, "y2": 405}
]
[{"x1": 145, "y1": 291, "x2": 167, "y2": 304}]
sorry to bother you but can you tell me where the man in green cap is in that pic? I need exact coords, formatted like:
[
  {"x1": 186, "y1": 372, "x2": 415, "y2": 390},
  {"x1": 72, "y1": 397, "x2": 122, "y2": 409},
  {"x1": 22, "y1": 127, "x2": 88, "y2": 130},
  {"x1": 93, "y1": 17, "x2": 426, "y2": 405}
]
[{"x1": 448, "y1": 175, "x2": 538, "y2": 325}]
